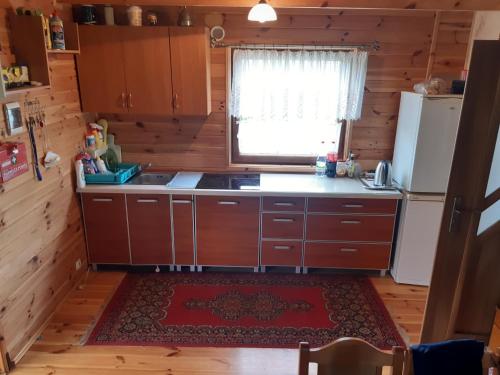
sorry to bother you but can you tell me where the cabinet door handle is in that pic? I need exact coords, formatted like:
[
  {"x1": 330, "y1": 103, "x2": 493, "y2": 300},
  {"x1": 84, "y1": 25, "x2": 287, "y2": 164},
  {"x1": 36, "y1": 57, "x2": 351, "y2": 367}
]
[
  {"x1": 172, "y1": 199, "x2": 192, "y2": 204},
  {"x1": 273, "y1": 245, "x2": 292, "y2": 250},
  {"x1": 173, "y1": 93, "x2": 180, "y2": 109},
  {"x1": 121, "y1": 92, "x2": 126, "y2": 108},
  {"x1": 272, "y1": 218, "x2": 295, "y2": 223},
  {"x1": 274, "y1": 202, "x2": 295, "y2": 207},
  {"x1": 137, "y1": 199, "x2": 158, "y2": 203},
  {"x1": 340, "y1": 248, "x2": 359, "y2": 253},
  {"x1": 342, "y1": 204, "x2": 364, "y2": 208},
  {"x1": 128, "y1": 93, "x2": 133, "y2": 108},
  {"x1": 92, "y1": 198, "x2": 113, "y2": 202},
  {"x1": 218, "y1": 200, "x2": 239, "y2": 205},
  {"x1": 340, "y1": 220, "x2": 361, "y2": 224}
]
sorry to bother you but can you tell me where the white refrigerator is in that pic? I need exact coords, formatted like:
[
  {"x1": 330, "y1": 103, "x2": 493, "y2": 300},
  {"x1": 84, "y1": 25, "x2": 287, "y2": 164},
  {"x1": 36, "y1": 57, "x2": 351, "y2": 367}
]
[{"x1": 391, "y1": 92, "x2": 462, "y2": 286}]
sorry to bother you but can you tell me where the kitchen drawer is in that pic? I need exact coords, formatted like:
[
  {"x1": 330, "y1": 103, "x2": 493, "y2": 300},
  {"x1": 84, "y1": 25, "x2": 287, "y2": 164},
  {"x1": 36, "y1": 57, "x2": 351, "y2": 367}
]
[
  {"x1": 307, "y1": 198, "x2": 397, "y2": 214},
  {"x1": 196, "y1": 196, "x2": 259, "y2": 267},
  {"x1": 261, "y1": 240, "x2": 302, "y2": 266},
  {"x1": 304, "y1": 242, "x2": 391, "y2": 269},
  {"x1": 263, "y1": 197, "x2": 305, "y2": 212},
  {"x1": 261, "y1": 213, "x2": 304, "y2": 239},
  {"x1": 306, "y1": 214, "x2": 395, "y2": 242}
]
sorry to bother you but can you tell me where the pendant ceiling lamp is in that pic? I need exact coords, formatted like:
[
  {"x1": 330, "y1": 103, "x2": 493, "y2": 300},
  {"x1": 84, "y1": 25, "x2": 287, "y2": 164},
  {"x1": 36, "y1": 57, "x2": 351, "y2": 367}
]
[{"x1": 248, "y1": 0, "x2": 277, "y2": 23}]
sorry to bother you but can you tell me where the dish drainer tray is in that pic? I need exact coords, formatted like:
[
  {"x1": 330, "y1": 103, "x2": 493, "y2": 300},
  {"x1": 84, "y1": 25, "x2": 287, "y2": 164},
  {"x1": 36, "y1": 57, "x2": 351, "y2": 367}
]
[{"x1": 84, "y1": 163, "x2": 139, "y2": 184}]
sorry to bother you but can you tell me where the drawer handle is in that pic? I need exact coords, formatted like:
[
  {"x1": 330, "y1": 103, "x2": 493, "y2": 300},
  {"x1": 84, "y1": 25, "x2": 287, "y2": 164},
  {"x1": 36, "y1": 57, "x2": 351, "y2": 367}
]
[
  {"x1": 273, "y1": 245, "x2": 292, "y2": 250},
  {"x1": 92, "y1": 198, "x2": 113, "y2": 202},
  {"x1": 137, "y1": 199, "x2": 159, "y2": 203},
  {"x1": 342, "y1": 204, "x2": 364, "y2": 208},
  {"x1": 340, "y1": 248, "x2": 359, "y2": 253},
  {"x1": 218, "y1": 201, "x2": 240, "y2": 205},
  {"x1": 274, "y1": 202, "x2": 295, "y2": 207},
  {"x1": 340, "y1": 220, "x2": 361, "y2": 224},
  {"x1": 272, "y1": 218, "x2": 295, "y2": 223},
  {"x1": 172, "y1": 199, "x2": 192, "y2": 204}
]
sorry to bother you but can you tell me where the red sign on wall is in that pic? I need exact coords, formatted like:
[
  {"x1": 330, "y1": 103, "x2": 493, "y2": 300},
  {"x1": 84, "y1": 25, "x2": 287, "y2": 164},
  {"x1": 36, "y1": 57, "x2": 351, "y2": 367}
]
[{"x1": 0, "y1": 142, "x2": 29, "y2": 183}]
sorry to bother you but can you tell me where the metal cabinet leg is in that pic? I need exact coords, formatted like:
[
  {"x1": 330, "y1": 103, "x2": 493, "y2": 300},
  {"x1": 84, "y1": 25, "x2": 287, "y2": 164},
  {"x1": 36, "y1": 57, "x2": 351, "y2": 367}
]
[
  {"x1": 197, "y1": 266, "x2": 203, "y2": 272},
  {"x1": 380, "y1": 270, "x2": 387, "y2": 277},
  {"x1": 189, "y1": 265, "x2": 195, "y2": 272},
  {"x1": 253, "y1": 267, "x2": 259, "y2": 273},
  {"x1": 295, "y1": 266, "x2": 301, "y2": 274},
  {"x1": 176, "y1": 265, "x2": 182, "y2": 272},
  {"x1": 303, "y1": 267, "x2": 308, "y2": 275},
  {"x1": 169, "y1": 265, "x2": 175, "y2": 272}
]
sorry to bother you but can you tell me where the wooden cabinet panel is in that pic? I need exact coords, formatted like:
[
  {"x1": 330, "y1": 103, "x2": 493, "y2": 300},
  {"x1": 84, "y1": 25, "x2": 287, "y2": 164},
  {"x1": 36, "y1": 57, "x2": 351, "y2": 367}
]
[
  {"x1": 126, "y1": 194, "x2": 172, "y2": 265},
  {"x1": 170, "y1": 27, "x2": 211, "y2": 116},
  {"x1": 196, "y1": 196, "x2": 259, "y2": 267},
  {"x1": 261, "y1": 213, "x2": 304, "y2": 239},
  {"x1": 77, "y1": 26, "x2": 128, "y2": 113},
  {"x1": 121, "y1": 27, "x2": 173, "y2": 115},
  {"x1": 172, "y1": 195, "x2": 195, "y2": 265},
  {"x1": 306, "y1": 214, "x2": 395, "y2": 242},
  {"x1": 261, "y1": 240, "x2": 302, "y2": 266},
  {"x1": 304, "y1": 242, "x2": 391, "y2": 269},
  {"x1": 82, "y1": 194, "x2": 130, "y2": 264},
  {"x1": 307, "y1": 198, "x2": 397, "y2": 214},
  {"x1": 262, "y1": 197, "x2": 305, "y2": 212}
]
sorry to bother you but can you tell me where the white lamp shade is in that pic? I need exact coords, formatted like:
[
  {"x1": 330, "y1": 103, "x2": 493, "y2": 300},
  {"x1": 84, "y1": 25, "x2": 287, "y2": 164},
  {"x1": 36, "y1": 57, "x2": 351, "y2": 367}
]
[{"x1": 248, "y1": 1, "x2": 277, "y2": 23}]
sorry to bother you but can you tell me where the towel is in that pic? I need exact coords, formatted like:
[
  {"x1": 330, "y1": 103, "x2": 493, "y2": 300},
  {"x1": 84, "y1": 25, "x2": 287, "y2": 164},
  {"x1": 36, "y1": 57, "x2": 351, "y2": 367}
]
[{"x1": 411, "y1": 339, "x2": 485, "y2": 375}]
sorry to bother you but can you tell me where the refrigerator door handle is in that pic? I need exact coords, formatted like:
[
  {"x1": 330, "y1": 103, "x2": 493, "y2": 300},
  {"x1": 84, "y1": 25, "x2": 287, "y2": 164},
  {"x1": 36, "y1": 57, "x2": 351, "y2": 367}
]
[{"x1": 448, "y1": 196, "x2": 463, "y2": 233}]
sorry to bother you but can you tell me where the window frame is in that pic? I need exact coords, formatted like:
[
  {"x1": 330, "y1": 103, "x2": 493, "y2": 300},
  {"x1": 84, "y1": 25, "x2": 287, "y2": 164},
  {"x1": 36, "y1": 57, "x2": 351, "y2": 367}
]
[{"x1": 227, "y1": 47, "x2": 350, "y2": 167}]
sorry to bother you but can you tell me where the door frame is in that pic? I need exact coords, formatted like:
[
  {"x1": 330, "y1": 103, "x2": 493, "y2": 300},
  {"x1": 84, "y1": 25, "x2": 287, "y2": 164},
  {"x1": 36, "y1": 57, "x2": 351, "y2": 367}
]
[{"x1": 421, "y1": 40, "x2": 500, "y2": 343}]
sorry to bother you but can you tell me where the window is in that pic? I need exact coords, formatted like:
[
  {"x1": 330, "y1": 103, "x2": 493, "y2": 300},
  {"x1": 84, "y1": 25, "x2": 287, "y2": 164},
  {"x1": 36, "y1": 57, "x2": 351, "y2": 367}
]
[{"x1": 230, "y1": 48, "x2": 368, "y2": 165}]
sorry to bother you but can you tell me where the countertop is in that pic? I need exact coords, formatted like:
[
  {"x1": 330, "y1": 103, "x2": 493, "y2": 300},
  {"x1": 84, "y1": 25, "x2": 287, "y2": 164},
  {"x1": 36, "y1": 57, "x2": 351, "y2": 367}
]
[{"x1": 77, "y1": 172, "x2": 402, "y2": 199}]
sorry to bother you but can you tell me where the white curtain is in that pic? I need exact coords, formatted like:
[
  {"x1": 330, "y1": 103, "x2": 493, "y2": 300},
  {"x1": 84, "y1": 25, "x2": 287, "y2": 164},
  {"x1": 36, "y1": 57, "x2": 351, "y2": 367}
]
[{"x1": 230, "y1": 48, "x2": 368, "y2": 122}]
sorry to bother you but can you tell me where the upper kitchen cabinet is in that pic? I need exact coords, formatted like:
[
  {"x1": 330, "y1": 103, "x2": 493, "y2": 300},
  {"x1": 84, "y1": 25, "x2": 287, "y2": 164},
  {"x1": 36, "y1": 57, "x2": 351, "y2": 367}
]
[
  {"x1": 170, "y1": 27, "x2": 211, "y2": 116},
  {"x1": 76, "y1": 26, "x2": 211, "y2": 116},
  {"x1": 77, "y1": 26, "x2": 128, "y2": 114}
]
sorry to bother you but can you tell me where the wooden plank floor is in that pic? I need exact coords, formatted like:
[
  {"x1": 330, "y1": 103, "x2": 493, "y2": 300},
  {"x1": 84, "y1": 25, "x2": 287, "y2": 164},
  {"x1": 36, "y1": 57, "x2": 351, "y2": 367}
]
[{"x1": 10, "y1": 271, "x2": 428, "y2": 375}]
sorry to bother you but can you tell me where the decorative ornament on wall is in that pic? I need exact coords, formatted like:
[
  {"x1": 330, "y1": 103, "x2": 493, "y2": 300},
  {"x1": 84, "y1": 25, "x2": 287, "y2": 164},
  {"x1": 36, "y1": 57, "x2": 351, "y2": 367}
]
[{"x1": 210, "y1": 26, "x2": 226, "y2": 47}]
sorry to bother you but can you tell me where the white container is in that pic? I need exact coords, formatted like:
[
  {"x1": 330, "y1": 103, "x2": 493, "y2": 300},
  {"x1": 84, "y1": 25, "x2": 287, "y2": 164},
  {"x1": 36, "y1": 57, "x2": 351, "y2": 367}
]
[
  {"x1": 127, "y1": 6, "x2": 142, "y2": 26},
  {"x1": 75, "y1": 160, "x2": 86, "y2": 189},
  {"x1": 104, "y1": 5, "x2": 115, "y2": 25}
]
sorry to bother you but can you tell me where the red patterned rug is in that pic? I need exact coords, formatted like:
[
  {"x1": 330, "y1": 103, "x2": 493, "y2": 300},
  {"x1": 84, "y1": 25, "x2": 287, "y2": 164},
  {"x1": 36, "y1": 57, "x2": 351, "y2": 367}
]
[{"x1": 86, "y1": 272, "x2": 405, "y2": 349}]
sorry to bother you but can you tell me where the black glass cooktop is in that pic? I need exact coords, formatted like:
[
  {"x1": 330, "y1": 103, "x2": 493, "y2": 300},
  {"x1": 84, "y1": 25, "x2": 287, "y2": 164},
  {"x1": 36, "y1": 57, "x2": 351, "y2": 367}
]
[{"x1": 196, "y1": 174, "x2": 260, "y2": 190}]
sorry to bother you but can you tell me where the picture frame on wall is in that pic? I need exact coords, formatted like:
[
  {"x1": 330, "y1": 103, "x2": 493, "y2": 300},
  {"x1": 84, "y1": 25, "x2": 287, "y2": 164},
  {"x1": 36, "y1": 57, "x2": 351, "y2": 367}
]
[{"x1": 3, "y1": 102, "x2": 24, "y2": 136}]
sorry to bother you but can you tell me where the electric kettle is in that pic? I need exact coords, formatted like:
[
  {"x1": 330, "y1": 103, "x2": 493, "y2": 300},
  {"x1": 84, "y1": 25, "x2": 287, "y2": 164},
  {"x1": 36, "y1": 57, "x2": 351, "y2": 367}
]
[{"x1": 374, "y1": 160, "x2": 393, "y2": 187}]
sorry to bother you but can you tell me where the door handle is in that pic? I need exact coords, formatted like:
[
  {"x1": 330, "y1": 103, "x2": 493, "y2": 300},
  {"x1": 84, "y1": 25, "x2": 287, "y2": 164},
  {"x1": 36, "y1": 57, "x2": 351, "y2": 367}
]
[
  {"x1": 218, "y1": 201, "x2": 239, "y2": 205},
  {"x1": 340, "y1": 220, "x2": 361, "y2": 224},
  {"x1": 173, "y1": 93, "x2": 180, "y2": 110},
  {"x1": 342, "y1": 204, "x2": 364, "y2": 208},
  {"x1": 128, "y1": 93, "x2": 133, "y2": 108},
  {"x1": 272, "y1": 218, "x2": 295, "y2": 223},
  {"x1": 273, "y1": 245, "x2": 293, "y2": 250},
  {"x1": 340, "y1": 248, "x2": 358, "y2": 253},
  {"x1": 121, "y1": 92, "x2": 126, "y2": 108},
  {"x1": 274, "y1": 202, "x2": 295, "y2": 207},
  {"x1": 137, "y1": 199, "x2": 158, "y2": 203},
  {"x1": 449, "y1": 196, "x2": 463, "y2": 233},
  {"x1": 92, "y1": 198, "x2": 113, "y2": 202},
  {"x1": 172, "y1": 199, "x2": 192, "y2": 204}
]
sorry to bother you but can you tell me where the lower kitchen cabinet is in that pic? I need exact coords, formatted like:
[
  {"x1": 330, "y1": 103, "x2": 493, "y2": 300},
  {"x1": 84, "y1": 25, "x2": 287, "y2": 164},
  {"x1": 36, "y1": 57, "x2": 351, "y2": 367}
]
[
  {"x1": 304, "y1": 242, "x2": 391, "y2": 269},
  {"x1": 82, "y1": 193, "x2": 130, "y2": 264},
  {"x1": 196, "y1": 196, "x2": 260, "y2": 267},
  {"x1": 261, "y1": 240, "x2": 302, "y2": 267},
  {"x1": 172, "y1": 195, "x2": 195, "y2": 265},
  {"x1": 126, "y1": 194, "x2": 172, "y2": 265}
]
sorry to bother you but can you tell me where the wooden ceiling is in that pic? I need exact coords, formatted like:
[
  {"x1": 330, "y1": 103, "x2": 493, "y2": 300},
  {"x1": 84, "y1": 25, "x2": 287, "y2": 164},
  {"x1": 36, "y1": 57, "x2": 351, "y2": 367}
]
[{"x1": 58, "y1": 0, "x2": 500, "y2": 11}]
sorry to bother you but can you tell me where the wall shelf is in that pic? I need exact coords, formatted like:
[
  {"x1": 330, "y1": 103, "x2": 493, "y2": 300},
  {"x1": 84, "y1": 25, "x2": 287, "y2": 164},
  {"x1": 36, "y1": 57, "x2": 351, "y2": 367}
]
[{"x1": 0, "y1": 15, "x2": 80, "y2": 99}]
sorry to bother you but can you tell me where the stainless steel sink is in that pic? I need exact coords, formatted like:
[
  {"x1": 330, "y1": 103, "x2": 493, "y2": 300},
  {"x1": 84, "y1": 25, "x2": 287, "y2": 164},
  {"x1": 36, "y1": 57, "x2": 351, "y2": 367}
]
[{"x1": 127, "y1": 172, "x2": 176, "y2": 185}]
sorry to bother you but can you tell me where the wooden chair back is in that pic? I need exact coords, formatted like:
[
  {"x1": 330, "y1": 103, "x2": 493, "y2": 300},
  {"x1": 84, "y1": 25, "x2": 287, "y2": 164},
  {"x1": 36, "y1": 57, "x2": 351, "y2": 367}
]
[{"x1": 298, "y1": 338, "x2": 405, "y2": 375}]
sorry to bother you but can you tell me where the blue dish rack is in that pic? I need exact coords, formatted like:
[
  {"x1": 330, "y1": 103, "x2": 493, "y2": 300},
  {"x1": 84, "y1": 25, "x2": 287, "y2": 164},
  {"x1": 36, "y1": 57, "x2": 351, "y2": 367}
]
[{"x1": 84, "y1": 163, "x2": 140, "y2": 185}]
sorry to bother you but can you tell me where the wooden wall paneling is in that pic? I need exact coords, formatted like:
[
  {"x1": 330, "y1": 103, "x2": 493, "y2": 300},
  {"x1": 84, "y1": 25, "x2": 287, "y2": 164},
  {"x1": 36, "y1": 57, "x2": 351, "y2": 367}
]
[
  {"x1": 55, "y1": 0, "x2": 500, "y2": 11},
  {"x1": 0, "y1": 3, "x2": 88, "y2": 364},
  {"x1": 106, "y1": 8, "x2": 470, "y2": 169}
]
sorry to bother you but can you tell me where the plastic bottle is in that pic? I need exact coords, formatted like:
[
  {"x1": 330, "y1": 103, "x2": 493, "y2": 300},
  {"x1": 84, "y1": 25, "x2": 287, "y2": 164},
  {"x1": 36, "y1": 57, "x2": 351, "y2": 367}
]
[
  {"x1": 49, "y1": 11, "x2": 65, "y2": 50},
  {"x1": 315, "y1": 156, "x2": 327, "y2": 177},
  {"x1": 75, "y1": 160, "x2": 86, "y2": 189}
]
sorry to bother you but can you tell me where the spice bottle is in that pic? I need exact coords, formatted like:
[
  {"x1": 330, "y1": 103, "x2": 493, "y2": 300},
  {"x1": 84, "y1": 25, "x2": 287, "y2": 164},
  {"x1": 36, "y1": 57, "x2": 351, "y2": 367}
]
[{"x1": 49, "y1": 11, "x2": 65, "y2": 50}]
